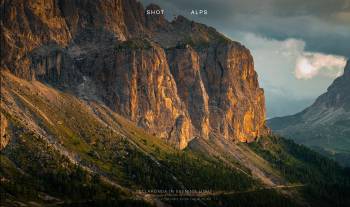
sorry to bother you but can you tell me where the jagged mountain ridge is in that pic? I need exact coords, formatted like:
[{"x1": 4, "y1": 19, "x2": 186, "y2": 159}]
[
  {"x1": 1, "y1": 0, "x2": 268, "y2": 149},
  {"x1": 268, "y1": 60, "x2": 350, "y2": 166},
  {"x1": 1, "y1": 1, "x2": 350, "y2": 206}
]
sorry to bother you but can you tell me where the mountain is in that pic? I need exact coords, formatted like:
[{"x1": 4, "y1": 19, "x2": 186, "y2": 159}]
[
  {"x1": 1, "y1": 0, "x2": 350, "y2": 206},
  {"x1": 1, "y1": 0, "x2": 268, "y2": 150},
  {"x1": 2, "y1": 69, "x2": 350, "y2": 206},
  {"x1": 269, "y1": 60, "x2": 350, "y2": 166}
]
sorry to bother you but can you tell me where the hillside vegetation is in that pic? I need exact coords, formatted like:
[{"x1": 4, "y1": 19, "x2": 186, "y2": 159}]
[{"x1": 1, "y1": 70, "x2": 350, "y2": 206}]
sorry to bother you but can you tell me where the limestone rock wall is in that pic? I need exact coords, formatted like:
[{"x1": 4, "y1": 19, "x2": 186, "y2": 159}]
[{"x1": 1, "y1": 0, "x2": 268, "y2": 149}]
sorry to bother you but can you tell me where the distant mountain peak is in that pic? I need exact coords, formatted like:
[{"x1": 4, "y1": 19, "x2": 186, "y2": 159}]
[
  {"x1": 344, "y1": 59, "x2": 350, "y2": 75},
  {"x1": 268, "y1": 60, "x2": 350, "y2": 166}
]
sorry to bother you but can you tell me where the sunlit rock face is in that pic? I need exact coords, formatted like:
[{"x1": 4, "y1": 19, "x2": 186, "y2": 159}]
[
  {"x1": 167, "y1": 47, "x2": 210, "y2": 140},
  {"x1": 1, "y1": 0, "x2": 268, "y2": 149},
  {"x1": 0, "y1": 113, "x2": 9, "y2": 150},
  {"x1": 102, "y1": 44, "x2": 194, "y2": 149},
  {"x1": 167, "y1": 43, "x2": 268, "y2": 143},
  {"x1": 197, "y1": 42, "x2": 268, "y2": 142}
]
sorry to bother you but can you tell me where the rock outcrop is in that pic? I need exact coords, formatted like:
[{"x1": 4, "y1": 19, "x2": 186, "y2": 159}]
[
  {"x1": 0, "y1": 113, "x2": 9, "y2": 150},
  {"x1": 313, "y1": 60, "x2": 350, "y2": 110},
  {"x1": 1, "y1": 0, "x2": 268, "y2": 149}
]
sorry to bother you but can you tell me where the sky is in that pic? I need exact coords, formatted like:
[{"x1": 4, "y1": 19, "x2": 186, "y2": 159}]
[{"x1": 140, "y1": 0, "x2": 350, "y2": 118}]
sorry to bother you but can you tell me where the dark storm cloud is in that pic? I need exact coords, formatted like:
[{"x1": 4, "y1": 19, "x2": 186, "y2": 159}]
[
  {"x1": 140, "y1": 0, "x2": 350, "y2": 56},
  {"x1": 141, "y1": 0, "x2": 350, "y2": 18},
  {"x1": 269, "y1": 0, "x2": 350, "y2": 17},
  {"x1": 140, "y1": 0, "x2": 349, "y2": 117}
]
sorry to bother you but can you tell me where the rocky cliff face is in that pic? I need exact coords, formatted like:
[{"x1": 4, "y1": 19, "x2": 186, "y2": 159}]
[
  {"x1": 1, "y1": 0, "x2": 268, "y2": 149},
  {"x1": 268, "y1": 60, "x2": 350, "y2": 166}
]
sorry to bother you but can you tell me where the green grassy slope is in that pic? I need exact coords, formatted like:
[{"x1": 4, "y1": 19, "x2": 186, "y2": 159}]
[
  {"x1": 268, "y1": 115, "x2": 350, "y2": 167},
  {"x1": 248, "y1": 136, "x2": 350, "y2": 207},
  {"x1": 0, "y1": 71, "x2": 299, "y2": 206},
  {"x1": 1, "y1": 71, "x2": 349, "y2": 206}
]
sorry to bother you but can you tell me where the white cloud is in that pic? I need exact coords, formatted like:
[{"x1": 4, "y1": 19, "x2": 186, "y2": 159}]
[
  {"x1": 295, "y1": 53, "x2": 347, "y2": 79},
  {"x1": 239, "y1": 32, "x2": 346, "y2": 80},
  {"x1": 234, "y1": 32, "x2": 347, "y2": 117}
]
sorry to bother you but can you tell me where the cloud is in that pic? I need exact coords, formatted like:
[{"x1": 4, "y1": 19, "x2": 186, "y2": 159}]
[
  {"x1": 140, "y1": 0, "x2": 350, "y2": 56},
  {"x1": 268, "y1": 0, "x2": 350, "y2": 17},
  {"x1": 235, "y1": 32, "x2": 347, "y2": 117},
  {"x1": 139, "y1": 0, "x2": 350, "y2": 116},
  {"x1": 239, "y1": 33, "x2": 347, "y2": 80},
  {"x1": 295, "y1": 53, "x2": 347, "y2": 79}
]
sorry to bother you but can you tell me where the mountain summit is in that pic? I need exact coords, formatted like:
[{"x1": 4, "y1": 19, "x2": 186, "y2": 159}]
[
  {"x1": 1, "y1": 0, "x2": 268, "y2": 149},
  {"x1": 2, "y1": 1, "x2": 350, "y2": 206},
  {"x1": 269, "y1": 60, "x2": 350, "y2": 166}
]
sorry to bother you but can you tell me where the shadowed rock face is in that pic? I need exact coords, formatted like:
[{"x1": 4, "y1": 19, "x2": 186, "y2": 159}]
[
  {"x1": 268, "y1": 60, "x2": 350, "y2": 166},
  {"x1": 313, "y1": 60, "x2": 350, "y2": 110},
  {"x1": 1, "y1": 0, "x2": 268, "y2": 149}
]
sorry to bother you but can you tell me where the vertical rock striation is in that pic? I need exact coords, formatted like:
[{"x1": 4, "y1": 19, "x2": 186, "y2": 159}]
[
  {"x1": 1, "y1": 0, "x2": 268, "y2": 149},
  {"x1": 198, "y1": 42, "x2": 267, "y2": 142}
]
